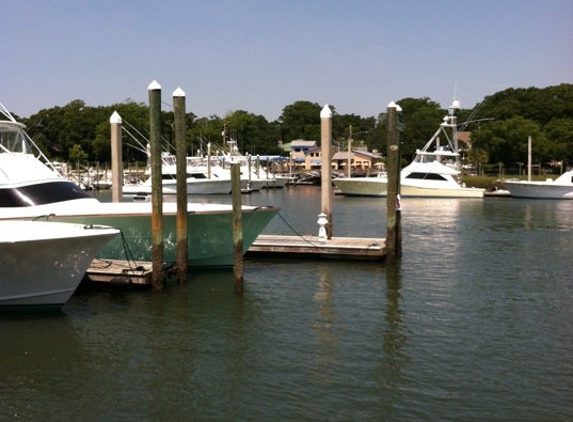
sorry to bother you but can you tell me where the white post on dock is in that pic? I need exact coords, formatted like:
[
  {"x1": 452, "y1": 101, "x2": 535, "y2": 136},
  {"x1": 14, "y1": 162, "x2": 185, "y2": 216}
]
[
  {"x1": 320, "y1": 104, "x2": 333, "y2": 239},
  {"x1": 110, "y1": 111, "x2": 123, "y2": 202},
  {"x1": 207, "y1": 142, "x2": 212, "y2": 179},
  {"x1": 347, "y1": 125, "x2": 352, "y2": 177},
  {"x1": 148, "y1": 80, "x2": 164, "y2": 292},
  {"x1": 527, "y1": 135, "x2": 532, "y2": 181},
  {"x1": 173, "y1": 87, "x2": 188, "y2": 283}
]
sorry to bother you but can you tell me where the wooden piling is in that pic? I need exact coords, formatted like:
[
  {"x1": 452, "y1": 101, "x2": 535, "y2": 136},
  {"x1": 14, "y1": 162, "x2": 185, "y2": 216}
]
[
  {"x1": 110, "y1": 111, "x2": 123, "y2": 202},
  {"x1": 148, "y1": 80, "x2": 164, "y2": 292},
  {"x1": 386, "y1": 101, "x2": 402, "y2": 262},
  {"x1": 231, "y1": 163, "x2": 244, "y2": 293},
  {"x1": 173, "y1": 87, "x2": 188, "y2": 283},
  {"x1": 320, "y1": 104, "x2": 333, "y2": 239}
]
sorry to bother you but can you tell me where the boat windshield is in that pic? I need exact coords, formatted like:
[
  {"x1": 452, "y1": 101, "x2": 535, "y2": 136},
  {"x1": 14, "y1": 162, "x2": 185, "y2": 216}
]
[
  {"x1": 0, "y1": 125, "x2": 32, "y2": 154},
  {"x1": 0, "y1": 181, "x2": 90, "y2": 207}
]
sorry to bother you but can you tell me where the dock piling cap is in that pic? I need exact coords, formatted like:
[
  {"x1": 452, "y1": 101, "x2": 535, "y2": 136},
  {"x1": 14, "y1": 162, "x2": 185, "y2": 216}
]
[
  {"x1": 148, "y1": 80, "x2": 161, "y2": 91},
  {"x1": 109, "y1": 111, "x2": 122, "y2": 124},
  {"x1": 173, "y1": 87, "x2": 186, "y2": 97},
  {"x1": 320, "y1": 104, "x2": 332, "y2": 118}
]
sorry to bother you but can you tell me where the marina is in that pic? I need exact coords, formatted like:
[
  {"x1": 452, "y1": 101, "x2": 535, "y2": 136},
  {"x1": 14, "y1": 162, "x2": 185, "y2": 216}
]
[{"x1": 2, "y1": 189, "x2": 572, "y2": 421}]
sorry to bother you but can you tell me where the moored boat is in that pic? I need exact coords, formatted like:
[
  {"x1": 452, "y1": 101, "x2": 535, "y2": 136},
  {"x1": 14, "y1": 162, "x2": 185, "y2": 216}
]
[
  {"x1": 0, "y1": 220, "x2": 118, "y2": 308},
  {"x1": 334, "y1": 101, "x2": 484, "y2": 198},
  {"x1": 0, "y1": 102, "x2": 279, "y2": 268},
  {"x1": 503, "y1": 171, "x2": 573, "y2": 199}
]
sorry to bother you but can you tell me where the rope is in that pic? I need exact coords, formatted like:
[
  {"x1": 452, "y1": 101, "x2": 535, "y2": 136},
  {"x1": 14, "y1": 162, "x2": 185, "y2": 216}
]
[{"x1": 275, "y1": 211, "x2": 318, "y2": 247}]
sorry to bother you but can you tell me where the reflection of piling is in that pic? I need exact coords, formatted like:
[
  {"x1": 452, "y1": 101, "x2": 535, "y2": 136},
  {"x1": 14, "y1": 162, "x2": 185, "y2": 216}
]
[
  {"x1": 231, "y1": 163, "x2": 244, "y2": 293},
  {"x1": 386, "y1": 102, "x2": 402, "y2": 262},
  {"x1": 320, "y1": 104, "x2": 333, "y2": 239},
  {"x1": 149, "y1": 80, "x2": 164, "y2": 291},
  {"x1": 173, "y1": 87, "x2": 188, "y2": 283},
  {"x1": 110, "y1": 111, "x2": 123, "y2": 202}
]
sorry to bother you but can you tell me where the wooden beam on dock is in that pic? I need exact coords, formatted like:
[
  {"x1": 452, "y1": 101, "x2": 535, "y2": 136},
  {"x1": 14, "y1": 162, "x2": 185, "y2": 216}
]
[{"x1": 247, "y1": 235, "x2": 386, "y2": 261}]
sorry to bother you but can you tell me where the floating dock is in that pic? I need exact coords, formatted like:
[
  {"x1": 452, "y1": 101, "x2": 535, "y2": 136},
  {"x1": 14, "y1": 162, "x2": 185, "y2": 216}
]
[
  {"x1": 84, "y1": 236, "x2": 386, "y2": 286},
  {"x1": 84, "y1": 259, "x2": 173, "y2": 286},
  {"x1": 247, "y1": 234, "x2": 386, "y2": 261}
]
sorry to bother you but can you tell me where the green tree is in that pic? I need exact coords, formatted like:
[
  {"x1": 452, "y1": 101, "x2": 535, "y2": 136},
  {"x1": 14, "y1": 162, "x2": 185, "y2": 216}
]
[
  {"x1": 471, "y1": 116, "x2": 545, "y2": 166},
  {"x1": 69, "y1": 143, "x2": 88, "y2": 168},
  {"x1": 277, "y1": 101, "x2": 322, "y2": 142},
  {"x1": 222, "y1": 110, "x2": 279, "y2": 155},
  {"x1": 466, "y1": 147, "x2": 489, "y2": 175}
]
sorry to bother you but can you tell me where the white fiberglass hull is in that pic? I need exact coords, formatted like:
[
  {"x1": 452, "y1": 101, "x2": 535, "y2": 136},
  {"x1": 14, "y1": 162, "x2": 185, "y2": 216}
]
[
  {"x1": 0, "y1": 221, "x2": 118, "y2": 308},
  {"x1": 0, "y1": 198, "x2": 279, "y2": 268},
  {"x1": 335, "y1": 177, "x2": 484, "y2": 198},
  {"x1": 503, "y1": 180, "x2": 573, "y2": 199},
  {"x1": 123, "y1": 178, "x2": 233, "y2": 197},
  {"x1": 400, "y1": 183, "x2": 484, "y2": 198},
  {"x1": 334, "y1": 177, "x2": 387, "y2": 197}
]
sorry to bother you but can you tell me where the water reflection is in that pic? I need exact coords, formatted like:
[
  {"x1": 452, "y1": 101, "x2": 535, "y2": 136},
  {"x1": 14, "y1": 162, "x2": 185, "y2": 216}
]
[
  {"x1": 378, "y1": 263, "x2": 410, "y2": 417},
  {"x1": 311, "y1": 264, "x2": 338, "y2": 378}
]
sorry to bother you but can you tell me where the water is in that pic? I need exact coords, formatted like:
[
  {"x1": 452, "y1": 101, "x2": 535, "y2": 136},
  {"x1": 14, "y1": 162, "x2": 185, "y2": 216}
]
[{"x1": 2, "y1": 187, "x2": 572, "y2": 421}]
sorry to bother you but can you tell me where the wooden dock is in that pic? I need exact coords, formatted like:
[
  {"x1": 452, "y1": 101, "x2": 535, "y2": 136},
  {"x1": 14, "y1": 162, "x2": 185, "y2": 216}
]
[
  {"x1": 247, "y1": 234, "x2": 386, "y2": 261},
  {"x1": 84, "y1": 259, "x2": 173, "y2": 286},
  {"x1": 84, "y1": 236, "x2": 386, "y2": 286}
]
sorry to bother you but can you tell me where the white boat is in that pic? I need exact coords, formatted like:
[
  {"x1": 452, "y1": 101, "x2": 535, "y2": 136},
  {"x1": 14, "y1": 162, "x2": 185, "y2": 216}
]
[
  {"x1": 334, "y1": 101, "x2": 484, "y2": 198},
  {"x1": 0, "y1": 220, "x2": 118, "y2": 308},
  {"x1": 0, "y1": 102, "x2": 279, "y2": 268},
  {"x1": 123, "y1": 152, "x2": 233, "y2": 199},
  {"x1": 503, "y1": 171, "x2": 573, "y2": 199}
]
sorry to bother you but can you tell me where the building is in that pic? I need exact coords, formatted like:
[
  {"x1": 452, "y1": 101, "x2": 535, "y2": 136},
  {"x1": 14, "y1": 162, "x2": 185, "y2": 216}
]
[{"x1": 331, "y1": 149, "x2": 383, "y2": 174}]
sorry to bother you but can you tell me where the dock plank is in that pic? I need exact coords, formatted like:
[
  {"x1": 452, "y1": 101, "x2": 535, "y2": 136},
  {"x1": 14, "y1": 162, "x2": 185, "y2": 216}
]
[{"x1": 247, "y1": 234, "x2": 386, "y2": 261}]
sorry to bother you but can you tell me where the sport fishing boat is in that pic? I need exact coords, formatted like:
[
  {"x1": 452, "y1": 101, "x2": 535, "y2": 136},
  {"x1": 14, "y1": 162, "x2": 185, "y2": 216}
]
[
  {"x1": 503, "y1": 170, "x2": 573, "y2": 199},
  {"x1": 0, "y1": 102, "x2": 279, "y2": 268},
  {"x1": 334, "y1": 101, "x2": 484, "y2": 198},
  {"x1": 0, "y1": 220, "x2": 118, "y2": 308},
  {"x1": 122, "y1": 151, "x2": 233, "y2": 200}
]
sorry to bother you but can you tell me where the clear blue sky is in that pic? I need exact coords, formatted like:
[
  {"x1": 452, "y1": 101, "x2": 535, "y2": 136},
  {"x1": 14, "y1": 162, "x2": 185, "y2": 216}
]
[{"x1": 4, "y1": 0, "x2": 572, "y2": 120}]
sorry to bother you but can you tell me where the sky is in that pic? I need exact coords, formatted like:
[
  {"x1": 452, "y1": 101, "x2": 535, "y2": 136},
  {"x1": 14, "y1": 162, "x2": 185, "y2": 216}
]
[{"x1": 3, "y1": 0, "x2": 572, "y2": 121}]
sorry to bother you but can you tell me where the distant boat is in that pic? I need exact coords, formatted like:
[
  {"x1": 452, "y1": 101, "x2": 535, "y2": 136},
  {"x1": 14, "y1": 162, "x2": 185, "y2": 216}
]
[
  {"x1": 0, "y1": 101, "x2": 279, "y2": 268},
  {"x1": 0, "y1": 221, "x2": 118, "y2": 308},
  {"x1": 503, "y1": 171, "x2": 573, "y2": 199},
  {"x1": 334, "y1": 101, "x2": 484, "y2": 198},
  {"x1": 123, "y1": 152, "x2": 233, "y2": 199}
]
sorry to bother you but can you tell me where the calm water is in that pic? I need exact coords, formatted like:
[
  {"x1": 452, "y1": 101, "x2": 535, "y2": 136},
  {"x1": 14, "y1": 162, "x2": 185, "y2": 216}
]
[{"x1": 1, "y1": 187, "x2": 572, "y2": 421}]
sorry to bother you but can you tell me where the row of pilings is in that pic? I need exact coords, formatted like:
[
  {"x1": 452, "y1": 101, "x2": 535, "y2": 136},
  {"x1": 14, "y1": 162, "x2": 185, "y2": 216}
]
[{"x1": 110, "y1": 81, "x2": 402, "y2": 293}]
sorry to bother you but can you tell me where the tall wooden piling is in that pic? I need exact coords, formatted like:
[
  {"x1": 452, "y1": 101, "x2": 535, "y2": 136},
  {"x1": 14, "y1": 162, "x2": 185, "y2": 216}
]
[
  {"x1": 173, "y1": 87, "x2": 188, "y2": 283},
  {"x1": 386, "y1": 101, "x2": 402, "y2": 262},
  {"x1": 148, "y1": 80, "x2": 164, "y2": 291},
  {"x1": 320, "y1": 104, "x2": 333, "y2": 239},
  {"x1": 231, "y1": 163, "x2": 244, "y2": 293},
  {"x1": 110, "y1": 111, "x2": 123, "y2": 202}
]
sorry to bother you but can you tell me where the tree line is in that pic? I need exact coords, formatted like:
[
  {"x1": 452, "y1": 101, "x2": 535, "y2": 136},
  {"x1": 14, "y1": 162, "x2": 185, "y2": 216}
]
[{"x1": 15, "y1": 83, "x2": 573, "y2": 172}]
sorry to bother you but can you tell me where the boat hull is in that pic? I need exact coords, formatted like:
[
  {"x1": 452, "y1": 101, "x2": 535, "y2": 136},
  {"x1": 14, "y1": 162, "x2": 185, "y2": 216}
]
[
  {"x1": 0, "y1": 200, "x2": 279, "y2": 268},
  {"x1": 123, "y1": 178, "x2": 233, "y2": 197},
  {"x1": 335, "y1": 177, "x2": 484, "y2": 198},
  {"x1": 503, "y1": 181, "x2": 573, "y2": 199},
  {"x1": 334, "y1": 177, "x2": 387, "y2": 197},
  {"x1": 0, "y1": 221, "x2": 118, "y2": 307}
]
